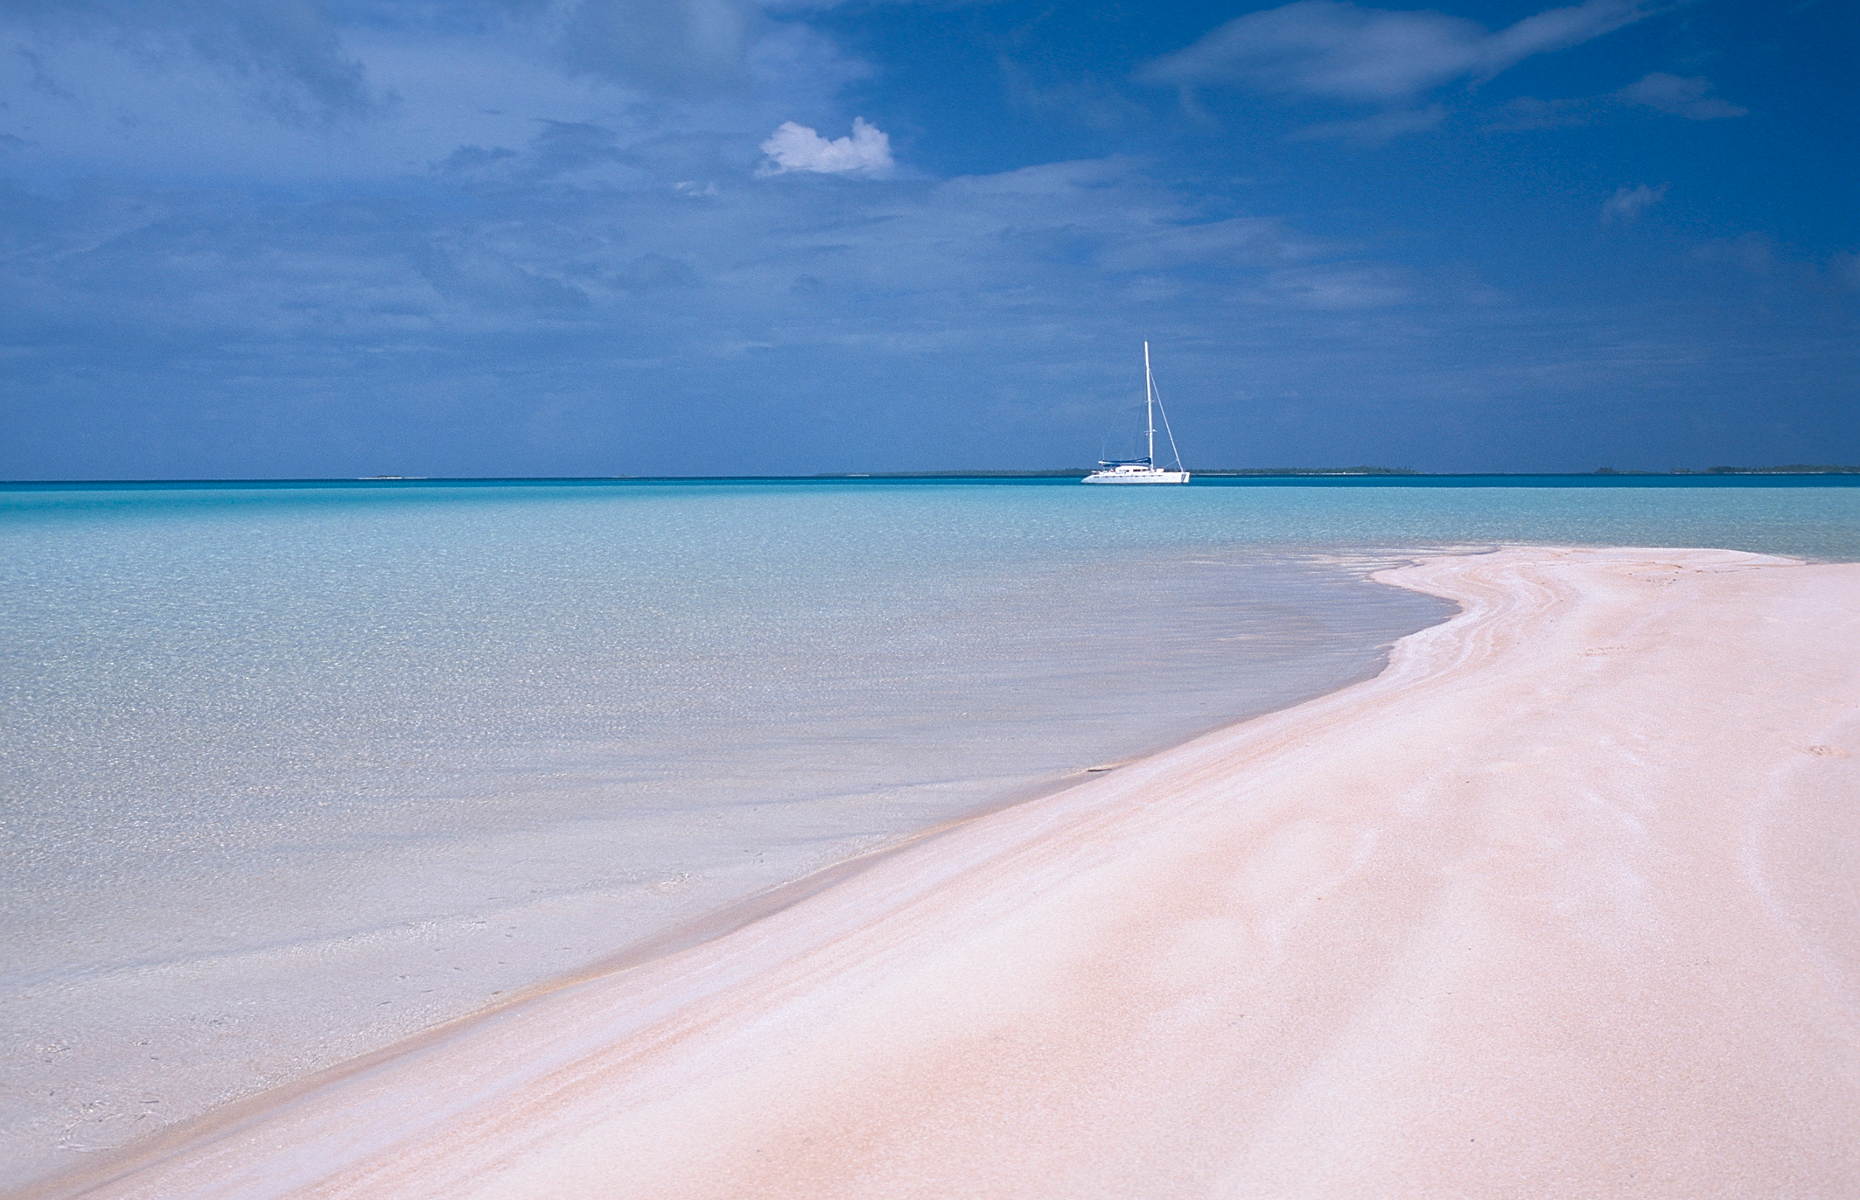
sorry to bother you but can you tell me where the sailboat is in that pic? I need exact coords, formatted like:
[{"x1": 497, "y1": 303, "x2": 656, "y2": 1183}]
[{"x1": 1082, "y1": 342, "x2": 1190, "y2": 484}]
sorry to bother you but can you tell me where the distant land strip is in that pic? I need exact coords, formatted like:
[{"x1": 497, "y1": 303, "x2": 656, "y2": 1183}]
[
  {"x1": 754, "y1": 466, "x2": 1859, "y2": 479},
  {"x1": 5, "y1": 467, "x2": 1860, "y2": 486},
  {"x1": 1593, "y1": 465, "x2": 1860, "y2": 475}
]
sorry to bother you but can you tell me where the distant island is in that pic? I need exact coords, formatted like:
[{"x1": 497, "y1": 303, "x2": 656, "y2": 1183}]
[
  {"x1": 1595, "y1": 465, "x2": 1860, "y2": 475},
  {"x1": 788, "y1": 467, "x2": 1425, "y2": 479},
  {"x1": 1182, "y1": 467, "x2": 1421, "y2": 477},
  {"x1": 779, "y1": 466, "x2": 1860, "y2": 479}
]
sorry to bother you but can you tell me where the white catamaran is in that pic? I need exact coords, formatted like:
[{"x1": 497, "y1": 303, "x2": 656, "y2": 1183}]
[{"x1": 1082, "y1": 342, "x2": 1190, "y2": 484}]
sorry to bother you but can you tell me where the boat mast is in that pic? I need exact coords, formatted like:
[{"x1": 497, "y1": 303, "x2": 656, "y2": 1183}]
[{"x1": 1143, "y1": 340, "x2": 1155, "y2": 466}]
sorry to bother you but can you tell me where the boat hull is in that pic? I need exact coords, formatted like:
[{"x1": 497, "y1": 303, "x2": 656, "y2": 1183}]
[{"x1": 1081, "y1": 470, "x2": 1191, "y2": 484}]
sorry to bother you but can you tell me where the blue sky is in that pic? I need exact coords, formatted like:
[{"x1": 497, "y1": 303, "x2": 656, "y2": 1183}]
[{"x1": 2, "y1": 0, "x2": 1854, "y2": 477}]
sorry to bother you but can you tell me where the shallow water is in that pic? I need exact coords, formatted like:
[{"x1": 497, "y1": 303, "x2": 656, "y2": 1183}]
[{"x1": 2, "y1": 477, "x2": 1857, "y2": 1184}]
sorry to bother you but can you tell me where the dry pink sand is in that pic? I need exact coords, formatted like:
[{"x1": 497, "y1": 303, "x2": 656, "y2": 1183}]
[{"x1": 31, "y1": 546, "x2": 1860, "y2": 1200}]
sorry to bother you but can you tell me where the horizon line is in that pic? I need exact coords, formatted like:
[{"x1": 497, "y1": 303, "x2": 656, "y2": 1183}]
[{"x1": 5, "y1": 466, "x2": 1860, "y2": 487}]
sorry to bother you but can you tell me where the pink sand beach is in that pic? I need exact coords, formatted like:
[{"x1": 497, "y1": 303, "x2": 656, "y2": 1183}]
[{"x1": 30, "y1": 546, "x2": 1860, "y2": 1199}]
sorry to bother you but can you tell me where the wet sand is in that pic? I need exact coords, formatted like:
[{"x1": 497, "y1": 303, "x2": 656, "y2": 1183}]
[{"x1": 31, "y1": 546, "x2": 1860, "y2": 1199}]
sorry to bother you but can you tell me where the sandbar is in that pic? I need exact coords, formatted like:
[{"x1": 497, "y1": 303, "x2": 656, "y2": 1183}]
[{"x1": 29, "y1": 546, "x2": 1860, "y2": 1199}]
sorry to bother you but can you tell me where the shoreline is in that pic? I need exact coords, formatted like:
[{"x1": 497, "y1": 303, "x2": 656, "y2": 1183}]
[
  {"x1": 0, "y1": 532, "x2": 1447, "y2": 1190},
  {"x1": 8, "y1": 590, "x2": 1428, "y2": 1198},
  {"x1": 27, "y1": 545, "x2": 1860, "y2": 1198}
]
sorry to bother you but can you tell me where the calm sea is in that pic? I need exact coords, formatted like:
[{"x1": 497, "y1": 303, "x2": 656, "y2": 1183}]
[{"x1": 3, "y1": 476, "x2": 1858, "y2": 1184}]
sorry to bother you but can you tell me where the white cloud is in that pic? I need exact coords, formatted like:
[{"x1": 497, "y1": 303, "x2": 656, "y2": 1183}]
[
  {"x1": 1601, "y1": 182, "x2": 1668, "y2": 224},
  {"x1": 757, "y1": 117, "x2": 893, "y2": 176},
  {"x1": 1138, "y1": 0, "x2": 1654, "y2": 103},
  {"x1": 1619, "y1": 73, "x2": 1748, "y2": 119}
]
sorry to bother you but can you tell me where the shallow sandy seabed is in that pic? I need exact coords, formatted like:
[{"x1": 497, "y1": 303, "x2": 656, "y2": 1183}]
[{"x1": 28, "y1": 546, "x2": 1860, "y2": 1199}]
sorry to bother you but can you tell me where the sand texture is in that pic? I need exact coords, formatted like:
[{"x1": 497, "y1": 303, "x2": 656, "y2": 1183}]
[{"x1": 29, "y1": 546, "x2": 1860, "y2": 1199}]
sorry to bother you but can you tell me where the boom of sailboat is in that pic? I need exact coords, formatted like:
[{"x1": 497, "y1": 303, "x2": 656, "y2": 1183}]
[{"x1": 1082, "y1": 342, "x2": 1190, "y2": 484}]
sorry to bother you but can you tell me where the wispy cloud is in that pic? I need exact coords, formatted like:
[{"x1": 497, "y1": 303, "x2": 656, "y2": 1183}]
[
  {"x1": 556, "y1": 0, "x2": 760, "y2": 95},
  {"x1": 758, "y1": 117, "x2": 894, "y2": 175},
  {"x1": 1485, "y1": 94, "x2": 1599, "y2": 130},
  {"x1": 1138, "y1": 0, "x2": 1656, "y2": 103},
  {"x1": 1253, "y1": 262, "x2": 1415, "y2": 309},
  {"x1": 1692, "y1": 234, "x2": 1860, "y2": 295},
  {"x1": 435, "y1": 119, "x2": 647, "y2": 186},
  {"x1": 5, "y1": 0, "x2": 389, "y2": 125},
  {"x1": 1095, "y1": 216, "x2": 1324, "y2": 272},
  {"x1": 1618, "y1": 73, "x2": 1748, "y2": 119},
  {"x1": 1601, "y1": 182, "x2": 1668, "y2": 224},
  {"x1": 995, "y1": 53, "x2": 1149, "y2": 133},
  {"x1": 1489, "y1": 71, "x2": 1744, "y2": 131},
  {"x1": 1292, "y1": 104, "x2": 1447, "y2": 143}
]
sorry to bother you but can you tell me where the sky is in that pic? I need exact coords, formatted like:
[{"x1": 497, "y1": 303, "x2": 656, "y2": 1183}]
[{"x1": 1, "y1": 0, "x2": 1855, "y2": 477}]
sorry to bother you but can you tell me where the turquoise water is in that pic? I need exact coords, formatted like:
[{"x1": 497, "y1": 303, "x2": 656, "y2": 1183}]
[{"x1": 2, "y1": 477, "x2": 1858, "y2": 1185}]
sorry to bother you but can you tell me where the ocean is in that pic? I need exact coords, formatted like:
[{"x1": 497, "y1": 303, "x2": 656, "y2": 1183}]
[{"x1": 3, "y1": 476, "x2": 1858, "y2": 1185}]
